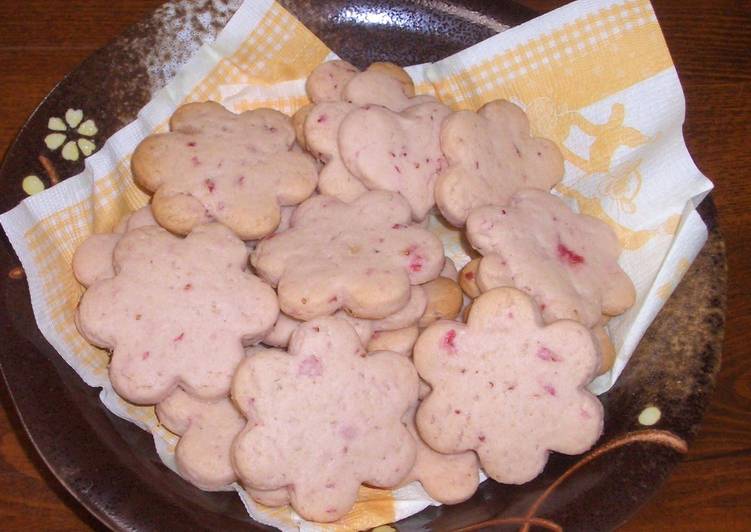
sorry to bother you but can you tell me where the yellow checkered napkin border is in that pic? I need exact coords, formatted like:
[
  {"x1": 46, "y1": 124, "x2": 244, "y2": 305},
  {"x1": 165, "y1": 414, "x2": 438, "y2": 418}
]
[{"x1": 8, "y1": 0, "x2": 697, "y2": 529}]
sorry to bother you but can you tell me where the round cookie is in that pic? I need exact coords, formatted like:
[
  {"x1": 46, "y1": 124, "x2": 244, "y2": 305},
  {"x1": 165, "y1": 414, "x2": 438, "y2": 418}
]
[
  {"x1": 401, "y1": 404, "x2": 480, "y2": 504},
  {"x1": 466, "y1": 189, "x2": 636, "y2": 328},
  {"x1": 76, "y1": 223, "x2": 279, "y2": 404},
  {"x1": 252, "y1": 191, "x2": 444, "y2": 320},
  {"x1": 232, "y1": 318, "x2": 418, "y2": 522},
  {"x1": 156, "y1": 388, "x2": 245, "y2": 490},
  {"x1": 339, "y1": 101, "x2": 452, "y2": 221},
  {"x1": 132, "y1": 102, "x2": 318, "y2": 240},
  {"x1": 414, "y1": 288, "x2": 603, "y2": 485},
  {"x1": 435, "y1": 99, "x2": 564, "y2": 226}
]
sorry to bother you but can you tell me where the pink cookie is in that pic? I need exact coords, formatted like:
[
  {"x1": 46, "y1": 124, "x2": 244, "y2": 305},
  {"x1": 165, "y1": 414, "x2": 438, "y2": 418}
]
[
  {"x1": 367, "y1": 326, "x2": 419, "y2": 358},
  {"x1": 340, "y1": 102, "x2": 452, "y2": 221},
  {"x1": 156, "y1": 388, "x2": 245, "y2": 490},
  {"x1": 76, "y1": 223, "x2": 278, "y2": 404},
  {"x1": 466, "y1": 189, "x2": 636, "y2": 327},
  {"x1": 402, "y1": 404, "x2": 479, "y2": 504},
  {"x1": 435, "y1": 100, "x2": 564, "y2": 226},
  {"x1": 73, "y1": 206, "x2": 157, "y2": 288},
  {"x1": 232, "y1": 318, "x2": 418, "y2": 522},
  {"x1": 414, "y1": 288, "x2": 603, "y2": 484},
  {"x1": 305, "y1": 60, "x2": 360, "y2": 103},
  {"x1": 132, "y1": 102, "x2": 318, "y2": 240},
  {"x1": 263, "y1": 285, "x2": 426, "y2": 348},
  {"x1": 304, "y1": 101, "x2": 368, "y2": 202},
  {"x1": 343, "y1": 69, "x2": 434, "y2": 112},
  {"x1": 252, "y1": 191, "x2": 444, "y2": 320}
]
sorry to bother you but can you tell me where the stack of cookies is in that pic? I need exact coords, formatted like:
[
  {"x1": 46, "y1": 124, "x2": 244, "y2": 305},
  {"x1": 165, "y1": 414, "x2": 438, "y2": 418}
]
[{"x1": 72, "y1": 60, "x2": 635, "y2": 523}]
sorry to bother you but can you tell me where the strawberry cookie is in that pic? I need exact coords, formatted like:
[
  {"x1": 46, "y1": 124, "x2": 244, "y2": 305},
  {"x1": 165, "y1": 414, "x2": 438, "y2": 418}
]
[
  {"x1": 76, "y1": 223, "x2": 278, "y2": 404},
  {"x1": 132, "y1": 102, "x2": 317, "y2": 240},
  {"x1": 466, "y1": 189, "x2": 635, "y2": 328},
  {"x1": 252, "y1": 191, "x2": 443, "y2": 320},
  {"x1": 402, "y1": 404, "x2": 480, "y2": 504},
  {"x1": 72, "y1": 206, "x2": 157, "y2": 287},
  {"x1": 435, "y1": 99, "x2": 564, "y2": 226},
  {"x1": 156, "y1": 387, "x2": 245, "y2": 490},
  {"x1": 414, "y1": 288, "x2": 603, "y2": 484},
  {"x1": 339, "y1": 102, "x2": 452, "y2": 221},
  {"x1": 304, "y1": 101, "x2": 367, "y2": 202},
  {"x1": 232, "y1": 318, "x2": 418, "y2": 522}
]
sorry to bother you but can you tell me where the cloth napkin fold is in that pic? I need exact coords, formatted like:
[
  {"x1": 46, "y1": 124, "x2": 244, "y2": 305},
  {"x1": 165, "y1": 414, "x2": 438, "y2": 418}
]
[{"x1": 0, "y1": 0, "x2": 713, "y2": 529}]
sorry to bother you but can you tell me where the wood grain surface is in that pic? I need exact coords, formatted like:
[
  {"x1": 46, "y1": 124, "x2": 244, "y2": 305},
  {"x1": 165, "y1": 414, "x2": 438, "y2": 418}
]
[{"x1": 0, "y1": 1, "x2": 748, "y2": 530}]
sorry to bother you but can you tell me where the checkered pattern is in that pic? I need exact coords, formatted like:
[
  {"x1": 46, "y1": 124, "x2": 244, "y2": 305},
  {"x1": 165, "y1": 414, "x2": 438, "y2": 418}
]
[{"x1": 433, "y1": 0, "x2": 659, "y2": 109}]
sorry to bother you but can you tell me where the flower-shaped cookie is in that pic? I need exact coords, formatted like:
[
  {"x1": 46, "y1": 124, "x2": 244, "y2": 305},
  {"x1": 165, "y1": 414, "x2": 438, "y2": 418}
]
[
  {"x1": 132, "y1": 102, "x2": 318, "y2": 240},
  {"x1": 252, "y1": 191, "x2": 444, "y2": 320},
  {"x1": 414, "y1": 288, "x2": 603, "y2": 484},
  {"x1": 340, "y1": 102, "x2": 452, "y2": 221},
  {"x1": 304, "y1": 101, "x2": 368, "y2": 202},
  {"x1": 76, "y1": 223, "x2": 278, "y2": 404},
  {"x1": 73, "y1": 206, "x2": 157, "y2": 287},
  {"x1": 156, "y1": 388, "x2": 245, "y2": 490},
  {"x1": 466, "y1": 189, "x2": 635, "y2": 328},
  {"x1": 435, "y1": 99, "x2": 564, "y2": 226},
  {"x1": 305, "y1": 60, "x2": 360, "y2": 103},
  {"x1": 232, "y1": 317, "x2": 418, "y2": 522},
  {"x1": 401, "y1": 404, "x2": 479, "y2": 504}
]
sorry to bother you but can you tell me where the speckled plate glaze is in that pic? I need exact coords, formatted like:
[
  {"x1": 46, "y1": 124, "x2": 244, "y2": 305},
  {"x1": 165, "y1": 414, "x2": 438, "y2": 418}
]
[{"x1": 0, "y1": 1, "x2": 727, "y2": 530}]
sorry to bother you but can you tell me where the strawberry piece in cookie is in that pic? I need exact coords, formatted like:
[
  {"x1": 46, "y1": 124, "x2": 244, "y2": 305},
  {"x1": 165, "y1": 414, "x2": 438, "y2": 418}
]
[
  {"x1": 132, "y1": 102, "x2": 318, "y2": 240},
  {"x1": 252, "y1": 191, "x2": 444, "y2": 320},
  {"x1": 414, "y1": 288, "x2": 603, "y2": 484},
  {"x1": 76, "y1": 223, "x2": 278, "y2": 404},
  {"x1": 339, "y1": 102, "x2": 452, "y2": 221},
  {"x1": 435, "y1": 99, "x2": 564, "y2": 226},
  {"x1": 466, "y1": 189, "x2": 635, "y2": 328},
  {"x1": 232, "y1": 318, "x2": 418, "y2": 522}
]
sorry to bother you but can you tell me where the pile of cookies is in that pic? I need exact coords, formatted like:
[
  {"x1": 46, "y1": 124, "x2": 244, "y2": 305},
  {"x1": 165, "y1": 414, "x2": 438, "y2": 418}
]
[{"x1": 72, "y1": 60, "x2": 635, "y2": 523}]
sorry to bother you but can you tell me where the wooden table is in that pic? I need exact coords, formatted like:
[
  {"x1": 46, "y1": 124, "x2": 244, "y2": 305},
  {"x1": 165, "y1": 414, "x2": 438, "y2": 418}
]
[{"x1": 0, "y1": 1, "x2": 748, "y2": 530}]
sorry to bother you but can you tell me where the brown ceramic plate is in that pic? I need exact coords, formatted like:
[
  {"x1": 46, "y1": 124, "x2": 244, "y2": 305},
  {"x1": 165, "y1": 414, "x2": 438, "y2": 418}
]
[{"x1": 0, "y1": 1, "x2": 727, "y2": 530}]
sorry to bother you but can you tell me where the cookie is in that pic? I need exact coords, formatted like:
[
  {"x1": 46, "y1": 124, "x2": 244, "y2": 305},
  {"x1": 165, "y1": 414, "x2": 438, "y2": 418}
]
[
  {"x1": 591, "y1": 324, "x2": 616, "y2": 375},
  {"x1": 132, "y1": 101, "x2": 318, "y2": 240},
  {"x1": 343, "y1": 68, "x2": 433, "y2": 112},
  {"x1": 458, "y1": 258, "x2": 481, "y2": 298},
  {"x1": 419, "y1": 276, "x2": 463, "y2": 328},
  {"x1": 366, "y1": 62, "x2": 416, "y2": 98},
  {"x1": 304, "y1": 101, "x2": 367, "y2": 202},
  {"x1": 291, "y1": 103, "x2": 314, "y2": 150},
  {"x1": 262, "y1": 285, "x2": 426, "y2": 348},
  {"x1": 73, "y1": 206, "x2": 157, "y2": 288},
  {"x1": 247, "y1": 487, "x2": 291, "y2": 508},
  {"x1": 252, "y1": 191, "x2": 444, "y2": 320},
  {"x1": 339, "y1": 101, "x2": 452, "y2": 221},
  {"x1": 402, "y1": 404, "x2": 479, "y2": 504},
  {"x1": 76, "y1": 223, "x2": 278, "y2": 404},
  {"x1": 471, "y1": 254, "x2": 617, "y2": 376},
  {"x1": 232, "y1": 318, "x2": 418, "y2": 522},
  {"x1": 156, "y1": 388, "x2": 245, "y2": 490},
  {"x1": 466, "y1": 189, "x2": 636, "y2": 328},
  {"x1": 414, "y1": 288, "x2": 603, "y2": 485},
  {"x1": 367, "y1": 326, "x2": 419, "y2": 357},
  {"x1": 435, "y1": 100, "x2": 564, "y2": 226},
  {"x1": 305, "y1": 60, "x2": 360, "y2": 103}
]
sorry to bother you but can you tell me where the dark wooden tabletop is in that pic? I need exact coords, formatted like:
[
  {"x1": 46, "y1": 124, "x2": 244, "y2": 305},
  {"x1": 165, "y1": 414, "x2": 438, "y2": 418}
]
[{"x1": 0, "y1": 1, "x2": 748, "y2": 530}]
